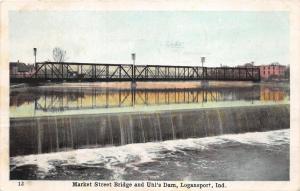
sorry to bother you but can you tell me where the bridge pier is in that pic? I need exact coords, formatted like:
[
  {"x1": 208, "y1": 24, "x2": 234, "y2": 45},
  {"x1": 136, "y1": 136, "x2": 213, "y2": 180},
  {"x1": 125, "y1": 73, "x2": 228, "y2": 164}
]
[
  {"x1": 200, "y1": 80, "x2": 209, "y2": 88},
  {"x1": 131, "y1": 81, "x2": 137, "y2": 89}
]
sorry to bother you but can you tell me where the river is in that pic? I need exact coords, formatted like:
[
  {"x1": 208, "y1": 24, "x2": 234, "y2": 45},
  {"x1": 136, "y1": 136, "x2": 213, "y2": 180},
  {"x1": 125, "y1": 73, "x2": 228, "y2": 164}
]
[{"x1": 9, "y1": 82, "x2": 290, "y2": 180}]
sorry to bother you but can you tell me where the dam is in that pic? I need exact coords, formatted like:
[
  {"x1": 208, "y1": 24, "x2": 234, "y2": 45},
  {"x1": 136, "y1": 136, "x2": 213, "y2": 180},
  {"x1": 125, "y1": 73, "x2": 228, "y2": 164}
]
[{"x1": 10, "y1": 104, "x2": 289, "y2": 157}]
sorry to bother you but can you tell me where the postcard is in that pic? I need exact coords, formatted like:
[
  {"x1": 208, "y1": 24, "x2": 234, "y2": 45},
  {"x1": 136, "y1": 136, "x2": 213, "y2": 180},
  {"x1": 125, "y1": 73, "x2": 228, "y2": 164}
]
[{"x1": 0, "y1": 0, "x2": 299, "y2": 190}]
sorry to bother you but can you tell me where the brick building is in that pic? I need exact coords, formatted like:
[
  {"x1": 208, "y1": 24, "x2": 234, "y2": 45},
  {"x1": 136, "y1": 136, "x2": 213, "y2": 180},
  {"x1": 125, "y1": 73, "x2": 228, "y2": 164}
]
[{"x1": 259, "y1": 63, "x2": 287, "y2": 80}]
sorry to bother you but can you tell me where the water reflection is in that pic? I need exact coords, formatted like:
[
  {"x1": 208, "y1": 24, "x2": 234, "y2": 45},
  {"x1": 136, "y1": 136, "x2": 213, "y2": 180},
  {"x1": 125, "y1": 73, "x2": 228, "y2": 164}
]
[{"x1": 10, "y1": 85, "x2": 289, "y2": 113}]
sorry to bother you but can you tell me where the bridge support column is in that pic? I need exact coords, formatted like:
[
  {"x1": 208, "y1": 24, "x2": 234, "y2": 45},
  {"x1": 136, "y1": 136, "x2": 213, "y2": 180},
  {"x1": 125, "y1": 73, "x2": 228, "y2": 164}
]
[
  {"x1": 200, "y1": 80, "x2": 209, "y2": 88},
  {"x1": 131, "y1": 81, "x2": 137, "y2": 89}
]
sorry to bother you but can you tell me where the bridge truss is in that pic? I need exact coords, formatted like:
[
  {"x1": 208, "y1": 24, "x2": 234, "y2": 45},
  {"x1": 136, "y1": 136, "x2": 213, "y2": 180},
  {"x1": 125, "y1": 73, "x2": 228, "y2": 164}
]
[{"x1": 11, "y1": 62, "x2": 260, "y2": 83}]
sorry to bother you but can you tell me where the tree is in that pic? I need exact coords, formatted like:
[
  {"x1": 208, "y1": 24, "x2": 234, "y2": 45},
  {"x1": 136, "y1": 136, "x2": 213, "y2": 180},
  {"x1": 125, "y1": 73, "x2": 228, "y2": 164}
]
[
  {"x1": 52, "y1": 47, "x2": 67, "y2": 62},
  {"x1": 284, "y1": 65, "x2": 290, "y2": 80}
]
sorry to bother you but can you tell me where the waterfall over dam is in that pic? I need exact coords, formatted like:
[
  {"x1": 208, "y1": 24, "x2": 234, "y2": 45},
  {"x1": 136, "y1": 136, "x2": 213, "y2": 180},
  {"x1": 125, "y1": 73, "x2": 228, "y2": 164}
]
[{"x1": 10, "y1": 104, "x2": 289, "y2": 157}]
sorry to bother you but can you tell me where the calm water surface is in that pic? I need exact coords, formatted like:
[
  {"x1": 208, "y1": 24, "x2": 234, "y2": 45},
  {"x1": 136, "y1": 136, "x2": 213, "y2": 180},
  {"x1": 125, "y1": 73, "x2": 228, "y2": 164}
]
[{"x1": 10, "y1": 83, "x2": 289, "y2": 117}]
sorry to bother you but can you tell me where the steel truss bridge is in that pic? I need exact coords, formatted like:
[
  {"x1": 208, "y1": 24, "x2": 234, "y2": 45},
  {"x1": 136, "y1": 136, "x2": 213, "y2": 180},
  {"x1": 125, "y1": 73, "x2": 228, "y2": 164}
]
[{"x1": 11, "y1": 62, "x2": 260, "y2": 83}]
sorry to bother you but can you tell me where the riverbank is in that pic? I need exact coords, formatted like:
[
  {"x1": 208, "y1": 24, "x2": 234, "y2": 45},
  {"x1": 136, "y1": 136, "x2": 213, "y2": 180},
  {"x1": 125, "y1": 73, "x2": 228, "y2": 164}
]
[{"x1": 10, "y1": 81, "x2": 264, "y2": 90}]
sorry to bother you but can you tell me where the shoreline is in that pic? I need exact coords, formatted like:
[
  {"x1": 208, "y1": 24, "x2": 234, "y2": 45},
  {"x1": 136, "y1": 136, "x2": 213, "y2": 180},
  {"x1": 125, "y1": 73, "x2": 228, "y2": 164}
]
[{"x1": 10, "y1": 81, "x2": 261, "y2": 89}]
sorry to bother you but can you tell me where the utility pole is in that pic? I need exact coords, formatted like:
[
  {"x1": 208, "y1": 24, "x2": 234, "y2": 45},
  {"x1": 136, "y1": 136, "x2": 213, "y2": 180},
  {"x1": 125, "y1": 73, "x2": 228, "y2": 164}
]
[
  {"x1": 33, "y1": 48, "x2": 37, "y2": 78},
  {"x1": 201, "y1": 56, "x2": 205, "y2": 68},
  {"x1": 132, "y1": 53, "x2": 136, "y2": 81},
  {"x1": 131, "y1": 53, "x2": 136, "y2": 105},
  {"x1": 201, "y1": 56, "x2": 206, "y2": 77},
  {"x1": 200, "y1": 56, "x2": 208, "y2": 87}
]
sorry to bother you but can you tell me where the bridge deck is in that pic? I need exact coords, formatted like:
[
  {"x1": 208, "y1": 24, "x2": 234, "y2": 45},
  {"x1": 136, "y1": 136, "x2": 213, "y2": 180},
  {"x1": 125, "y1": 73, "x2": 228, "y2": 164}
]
[{"x1": 10, "y1": 62, "x2": 260, "y2": 83}]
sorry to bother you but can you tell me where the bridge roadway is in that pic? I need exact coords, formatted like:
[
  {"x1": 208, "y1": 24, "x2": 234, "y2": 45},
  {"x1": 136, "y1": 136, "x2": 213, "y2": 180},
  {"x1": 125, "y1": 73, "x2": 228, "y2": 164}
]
[{"x1": 10, "y1": 62, "x2": 260, "y2": 83}]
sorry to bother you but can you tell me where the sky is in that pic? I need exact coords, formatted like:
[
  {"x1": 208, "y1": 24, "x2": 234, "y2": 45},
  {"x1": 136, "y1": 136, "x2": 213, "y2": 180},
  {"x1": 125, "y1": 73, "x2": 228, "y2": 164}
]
[{"x1": 9, "y1": 11, "x2": 289, "y2": 67}]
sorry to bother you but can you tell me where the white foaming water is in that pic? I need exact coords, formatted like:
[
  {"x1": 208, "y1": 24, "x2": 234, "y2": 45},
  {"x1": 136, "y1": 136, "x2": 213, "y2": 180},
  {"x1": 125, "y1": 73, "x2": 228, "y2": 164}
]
[
  {"x1": 10, "y1": 129, "x2": 289, "y2": 176},
  {"x1": 220, "y1": 129, "x2": 289, "y2": 145}
]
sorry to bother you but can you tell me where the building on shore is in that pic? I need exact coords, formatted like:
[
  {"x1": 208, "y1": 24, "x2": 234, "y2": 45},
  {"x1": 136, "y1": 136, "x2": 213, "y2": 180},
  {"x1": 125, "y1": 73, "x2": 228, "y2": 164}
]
[
  {"x1": 10, "y1": 61, "x2": 35, "y2": 77},
  {"x1": 237, "y1": 62, "x2": 256, "y2": 68},
  {"x1": 237, "y1": 62, "x2": 289, "y2": 81},
  {"x1": 259, "y1": 63, "x2": 288, "y2": 81}
]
